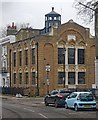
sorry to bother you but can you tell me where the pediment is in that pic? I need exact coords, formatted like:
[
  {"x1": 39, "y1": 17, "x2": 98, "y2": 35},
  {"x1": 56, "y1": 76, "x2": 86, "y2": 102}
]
[
  {"x1": 68, "y1": 39, "x2": 76, "y2": 46},
  {"x1": 78, "y1": 41, "x2": 86, "y2": 47},
  {"x1": 58, "y1": 40, "x2": 66, "y2": 46}
]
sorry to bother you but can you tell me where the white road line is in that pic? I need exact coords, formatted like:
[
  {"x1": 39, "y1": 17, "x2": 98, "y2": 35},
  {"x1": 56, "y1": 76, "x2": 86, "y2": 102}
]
[
  {"x1": 24, "y1": 108, "x2": 35, "y2": 112},
  {"x1": 39, "y1": 113, "x2": 48, "y2": 119}
]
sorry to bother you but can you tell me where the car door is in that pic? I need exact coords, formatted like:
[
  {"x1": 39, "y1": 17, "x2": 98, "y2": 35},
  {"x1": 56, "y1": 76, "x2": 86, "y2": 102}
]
[{"x1": 67, "y1": 93, "x2": 77, "y2": 108}]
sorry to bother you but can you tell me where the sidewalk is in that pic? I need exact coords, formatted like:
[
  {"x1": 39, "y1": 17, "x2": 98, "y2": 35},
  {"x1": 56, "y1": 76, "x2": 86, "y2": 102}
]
[{"x1": 0, "y1": 94, "x2": 44, "y2": 106}]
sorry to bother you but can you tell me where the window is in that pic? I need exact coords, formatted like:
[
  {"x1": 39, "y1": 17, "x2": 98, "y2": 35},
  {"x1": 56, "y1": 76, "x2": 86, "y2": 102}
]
[
  {"x1": 13, "y1": 73, "x2": 16, "y2": 84},
  {"x1": 45, "y1": 17, "x2": 47, "y2": 21},
  {"x1": 32, "y1": 48, "x2": 35, "y2": 64},
  {"x1": 68, "y1": 72, "x2": 75, "y2": 84},
  {"x1": 58, "y1": 16, "x2": 61, "y2": 21},
  {"x1": 78, "y1": 49, "x2": 85, "y2": 64},
  {"x1": 58, "y1": 48, "x2": 65, "y2": 64},
  {"x1": 3, "y1": 60, "x2": 7, "y2": 68},
  {"x1": 79, "y1": 93, "x2": 94, "y2": 101},
  {"x1": 50, "y1": 90, "x2": 58, "y2": 95},
  {"x1": 54, "y1": 17, "x2": 57, "y2": 20},
  {"x1": 49, "y1": 23, "x2": 51, "y2": 26},
  {"x1": 19, "y1": 51, "x2": 22, "y2": 66},
  {"x1": 19, "y1": 73, "x2": 22, "y2": 84},
  {"x1": 13, "y1": 52, "x2": 16, "y2": 67},
  {"x1": 68, "y1": 48, "x2": 75, "y2": 64},
  {"x1": 58, "y1": 72, "x2": 65, "y2": 84},
  {"x1": 2, "y1": 46, "x2": 7, "y2": 55},
  {"x1": 25, "y1": 50, "x2": 28, "y2": 65},
  {"x1": 68, "y1": 34, "x2": 76, "y2": 41},
  {"x1": 78, "y1": 72, "x2": 85, "y2": 84},
  {"x1": 69, "y1": 93, "x2": 77, "y2": 98},
  {"x1": 32, "y1": 72, "x2": 36, "y2": 85},
  {"x1": 55, "y1": 22, "x2": 58, "y2": 26},
  {"x1": 25, "y1": 72, "x2": 28, "y2": 84},
  {"x1": 49, "y1": 17, "x2": 52, "y2": 20}
]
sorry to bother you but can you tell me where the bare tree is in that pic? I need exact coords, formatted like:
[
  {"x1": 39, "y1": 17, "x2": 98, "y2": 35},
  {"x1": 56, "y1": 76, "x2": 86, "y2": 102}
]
[
  {"x1": 0, "y1": 22, "x2": 32, "y2": 38},
  {"x1": 73, "y1": 0, "x2": 97, "y2": 24}
]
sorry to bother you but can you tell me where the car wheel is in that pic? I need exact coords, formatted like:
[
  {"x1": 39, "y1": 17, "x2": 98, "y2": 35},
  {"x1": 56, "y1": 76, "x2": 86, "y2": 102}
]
[
  {"x1": 65, "y1": 102, "x2": 68, "y2": 109},
  {"x1": 74, "y1": 104, "x2": 78, "y2": 111},
  {"x1": 55, "y1": 101, "x2": 58, "y2": 108},
  {"x1": 45, "y1": 100, "x2": 49, "y2": 106}
]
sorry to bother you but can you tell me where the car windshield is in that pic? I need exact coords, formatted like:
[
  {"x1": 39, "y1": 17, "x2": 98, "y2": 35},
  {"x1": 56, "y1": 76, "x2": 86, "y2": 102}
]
[
  {"x1": 79, "y1": 93, "x2": 94, "y2": 101},
  {"x1": 59, "y1": 90, "x2": 66, "y2": 93},
  {"x1": 59, "y1": 90, "x2": 71, "y2": 93}
]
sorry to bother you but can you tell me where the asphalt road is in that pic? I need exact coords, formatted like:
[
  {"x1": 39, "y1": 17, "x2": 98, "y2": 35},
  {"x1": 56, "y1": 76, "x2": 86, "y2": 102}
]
[{"x1": 1, "y1": 97, "x2": 97, "y2": 119}]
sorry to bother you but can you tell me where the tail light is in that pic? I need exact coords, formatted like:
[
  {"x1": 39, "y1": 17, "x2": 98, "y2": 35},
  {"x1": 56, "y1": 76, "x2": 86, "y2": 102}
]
[
  {"x1": 57, "y1": 94, "x2": 63, "y2": 98},
  {"x1": 77, "y1": 96, "x2": 80, "y2": 100}
]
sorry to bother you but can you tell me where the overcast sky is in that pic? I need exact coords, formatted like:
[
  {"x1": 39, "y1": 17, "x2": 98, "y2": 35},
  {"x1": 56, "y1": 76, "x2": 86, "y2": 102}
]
[{"x1": 1, "y1": 0, "x2": 94, "y2": 35}]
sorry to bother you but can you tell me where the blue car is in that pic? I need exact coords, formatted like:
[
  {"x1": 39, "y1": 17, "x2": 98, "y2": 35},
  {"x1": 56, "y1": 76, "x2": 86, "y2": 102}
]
[{"x1": 65, "y1": 92, "x2": 96, "y2": 111}]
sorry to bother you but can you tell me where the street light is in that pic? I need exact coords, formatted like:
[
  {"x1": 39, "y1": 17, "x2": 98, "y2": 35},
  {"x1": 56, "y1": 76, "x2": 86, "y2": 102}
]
[
  {"x1": 45, "y1": 64, "x2": 50, "y2": 94},
  {"x1": 35, "y1": 42, "x2": 39, "y2": 96}
]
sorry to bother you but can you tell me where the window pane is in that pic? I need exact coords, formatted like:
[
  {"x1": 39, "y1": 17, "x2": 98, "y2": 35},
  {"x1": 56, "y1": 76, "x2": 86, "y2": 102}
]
[
  {"x1": 25, "y1": 72, "x2": 28, "y2": 84},
  {"x1": 78, "y1": 72, "x2": 85, "y2": 84},
  {"x1": 58, "y1": 48, "x2": 65, "y2": 64},
  {"x1": 32, "y1": 72, "x2": 36, "y2": 85},
  {"x1": 68, "y1": 48, "x2": 75, "y2": 64},
  {"x1": 19, "y1": 73, "x2": 22, "y2": 84},
  {"x1": 13, "y1": 73, "x2": 16, "y2": 84},
  {"x1": 78, "y1": 49, "x2": 85, "y2": 64},
  {"x1": 25, "y1": 50, "x2": 28, "y2": 65},
  {"x1": 13, "y1": 52, "x2": 16, "y2": 67},
  {"x1": 32, "y1": 48, "x2": 35, "y2": 64},
  {"x1": 68, "y1": 72, "x2": 75, "y2": 84},
  {"x1": 58, "y1": 72, "x2": 65, "y2": 84},
  {"x1": 19, "y1": 51, "x2": 22, "y2": 66}
]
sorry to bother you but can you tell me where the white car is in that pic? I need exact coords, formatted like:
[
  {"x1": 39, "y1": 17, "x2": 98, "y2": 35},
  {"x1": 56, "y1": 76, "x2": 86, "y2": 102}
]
[
  {"x1": 65, "y1": 92, "x2": 96, "y2": 111},
  {"x1": 16, "y1": 93, "x2": 22, "y2": 98}
]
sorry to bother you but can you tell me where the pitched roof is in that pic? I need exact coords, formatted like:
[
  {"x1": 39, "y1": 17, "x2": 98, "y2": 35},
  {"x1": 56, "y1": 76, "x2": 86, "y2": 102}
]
[{"x1": 45, "y1": 7, "x2": 61, "y2": 16}]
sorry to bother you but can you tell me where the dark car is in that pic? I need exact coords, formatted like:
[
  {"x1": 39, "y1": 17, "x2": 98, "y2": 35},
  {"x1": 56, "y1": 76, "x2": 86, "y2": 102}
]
[{"x1": 44, "y1": 89, "x2": 72, "y2": 107}]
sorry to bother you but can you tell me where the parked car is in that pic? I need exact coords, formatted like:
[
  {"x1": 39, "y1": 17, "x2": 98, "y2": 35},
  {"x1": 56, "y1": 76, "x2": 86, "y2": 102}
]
[
  {"x1": 65, "y1": 92, "x2": 96, "y2": 111},
  {"x1": 44, "y1": 89, "x2": 72, "y2": 107},
  {"x1": 16, "y1": 93, "x2": 22, "y2": 98}
]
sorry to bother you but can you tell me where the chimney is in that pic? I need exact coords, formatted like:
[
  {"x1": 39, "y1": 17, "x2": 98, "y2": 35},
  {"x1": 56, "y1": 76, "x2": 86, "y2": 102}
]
[{"x1": 7, "y1": 22, "x2": 17, "y2": 35}]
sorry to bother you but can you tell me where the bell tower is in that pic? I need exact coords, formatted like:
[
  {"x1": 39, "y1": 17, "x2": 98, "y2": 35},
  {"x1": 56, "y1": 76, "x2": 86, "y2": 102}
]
[{"x1": 45, "y1": 7, "x2": 61, "y2": 33}]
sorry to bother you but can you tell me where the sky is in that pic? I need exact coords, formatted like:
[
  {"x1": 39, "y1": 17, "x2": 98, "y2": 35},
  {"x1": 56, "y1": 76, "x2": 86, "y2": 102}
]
[{"x1": 0, "y1": 0, "x2": 94, "y2": 35}]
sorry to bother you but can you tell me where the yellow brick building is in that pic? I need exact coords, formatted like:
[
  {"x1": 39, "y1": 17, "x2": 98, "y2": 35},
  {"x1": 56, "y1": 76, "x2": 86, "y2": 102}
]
[{"x1": 7, "y1": 8, "x2": 95, "y2": 96}]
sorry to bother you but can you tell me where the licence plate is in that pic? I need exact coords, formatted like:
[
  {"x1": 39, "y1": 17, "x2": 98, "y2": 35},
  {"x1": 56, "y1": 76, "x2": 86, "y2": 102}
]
[{"x1": 84, "y1": 105, "x2": 91, "y2": 108}]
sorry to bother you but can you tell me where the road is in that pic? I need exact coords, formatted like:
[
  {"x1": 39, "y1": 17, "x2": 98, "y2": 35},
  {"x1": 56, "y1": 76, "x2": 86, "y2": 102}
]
[{"x1": 1, "y1": 97, "x2": 97, "y2": 119}]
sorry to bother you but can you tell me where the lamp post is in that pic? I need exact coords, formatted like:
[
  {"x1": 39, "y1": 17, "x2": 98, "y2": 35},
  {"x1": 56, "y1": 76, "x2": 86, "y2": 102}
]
[
  {"x1": 36, "y1": 42, "x2": 39, "y2": 96},
  {"x1": 46, "y1": 64, "x2": 50, "y2": 94}
]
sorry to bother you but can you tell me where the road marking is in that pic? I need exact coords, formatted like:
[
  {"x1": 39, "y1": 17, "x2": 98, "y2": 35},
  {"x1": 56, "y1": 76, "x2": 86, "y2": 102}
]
[
  {"x1": 24, "y1": 108, "x2": 35, "y2": 112},
  {"x1": 39, "y1": 113, "x2": 48, "y2": 119}
]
